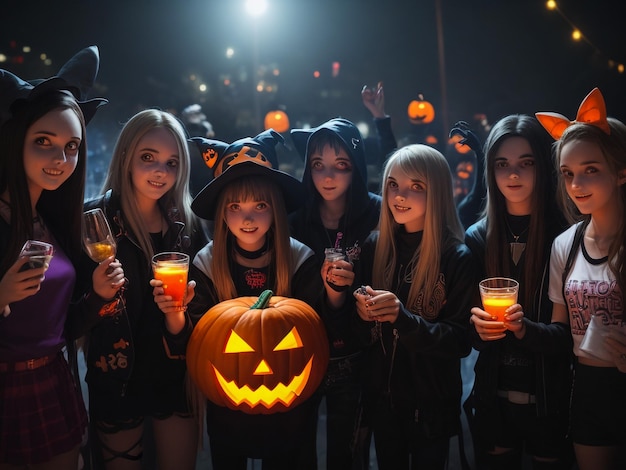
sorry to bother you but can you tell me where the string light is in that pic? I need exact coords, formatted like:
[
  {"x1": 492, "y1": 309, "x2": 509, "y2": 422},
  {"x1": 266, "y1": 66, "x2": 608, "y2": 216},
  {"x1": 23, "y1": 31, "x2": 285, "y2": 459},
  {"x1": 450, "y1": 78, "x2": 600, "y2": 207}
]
[{"x1": 545, "y1": 1, "x2": 624, "y2": 74}]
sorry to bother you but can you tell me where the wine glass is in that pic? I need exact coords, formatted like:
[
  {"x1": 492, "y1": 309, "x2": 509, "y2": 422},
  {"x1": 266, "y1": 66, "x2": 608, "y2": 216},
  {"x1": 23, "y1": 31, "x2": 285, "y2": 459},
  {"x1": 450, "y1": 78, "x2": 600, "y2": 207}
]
[{"x1": 82, "y1": 208, "x2": 116, "y2": 262}]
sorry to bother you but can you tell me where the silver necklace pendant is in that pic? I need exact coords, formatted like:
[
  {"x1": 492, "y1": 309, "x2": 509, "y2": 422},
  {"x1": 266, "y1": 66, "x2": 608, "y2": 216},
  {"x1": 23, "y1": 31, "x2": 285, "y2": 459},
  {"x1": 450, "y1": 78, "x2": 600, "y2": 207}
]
[{"x1": 510, "y1": 241, "x2": 526, "y2": 266}]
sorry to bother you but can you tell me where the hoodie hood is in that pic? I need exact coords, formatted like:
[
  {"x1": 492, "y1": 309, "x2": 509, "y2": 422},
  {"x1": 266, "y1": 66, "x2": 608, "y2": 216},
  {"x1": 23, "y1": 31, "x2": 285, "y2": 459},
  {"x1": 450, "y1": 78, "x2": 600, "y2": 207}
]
[{"x1": 291, "y1": 118, "x2": 373, "y2": 217}]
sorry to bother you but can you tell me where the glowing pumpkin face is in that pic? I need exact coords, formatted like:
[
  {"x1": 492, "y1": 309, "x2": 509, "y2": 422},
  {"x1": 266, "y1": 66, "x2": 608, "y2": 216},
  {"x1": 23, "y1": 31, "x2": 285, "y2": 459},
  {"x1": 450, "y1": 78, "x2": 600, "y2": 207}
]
[
  {"x1": 407, "y1": 95, "x2": 435, "y2": 124},
  {"x1": 187, "y1": 290, "x2": 329, "y2": 414}
]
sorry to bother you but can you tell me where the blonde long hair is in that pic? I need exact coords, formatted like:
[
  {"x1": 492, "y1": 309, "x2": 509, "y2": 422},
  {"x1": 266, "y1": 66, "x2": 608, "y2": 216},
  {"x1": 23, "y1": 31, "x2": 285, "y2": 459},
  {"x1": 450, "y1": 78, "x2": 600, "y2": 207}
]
[
  {"x1": 211, "y1": 175, "x2": 293, "y2": 301},
  {"x1": 373, "y1": 144, "x2": 463, "y2": 312},
  {"x1": 101, "y1": 109, "x2": 195, "y2": 264}
]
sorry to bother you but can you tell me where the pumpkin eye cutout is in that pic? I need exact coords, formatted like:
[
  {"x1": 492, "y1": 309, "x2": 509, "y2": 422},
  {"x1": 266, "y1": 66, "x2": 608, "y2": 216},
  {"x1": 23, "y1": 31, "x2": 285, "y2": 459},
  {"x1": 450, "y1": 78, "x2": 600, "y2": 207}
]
[
  {"x1": 273, "y1": 327, "x2": 303, "y2": 351},
  {"x1": 224, "y1": 330, "x2": 255, "y2": 353}
]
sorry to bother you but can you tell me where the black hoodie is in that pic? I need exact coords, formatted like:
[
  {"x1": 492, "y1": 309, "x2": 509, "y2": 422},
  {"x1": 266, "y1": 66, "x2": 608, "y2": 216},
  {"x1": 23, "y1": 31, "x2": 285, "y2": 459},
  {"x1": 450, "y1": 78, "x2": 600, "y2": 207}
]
[{"x1": 290, "y1": 118, "x2": 381, "y2": 358}]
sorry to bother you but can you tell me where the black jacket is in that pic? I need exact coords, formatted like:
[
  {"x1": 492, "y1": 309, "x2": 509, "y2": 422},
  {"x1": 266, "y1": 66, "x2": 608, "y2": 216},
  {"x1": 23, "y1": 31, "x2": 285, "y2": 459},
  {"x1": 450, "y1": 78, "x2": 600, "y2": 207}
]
[
  {"x1": 465, "y1": 218, "x2": 573, "y2": 449},
  {"x1": 77, "y1": 191, "x2": 207, "y2": 401},
  {"x1": 354, "y1": 230, "x2": 474, "y2": 439},
  {"x1": 289, "y1": 121, "x2": 382, "y2": 359}
]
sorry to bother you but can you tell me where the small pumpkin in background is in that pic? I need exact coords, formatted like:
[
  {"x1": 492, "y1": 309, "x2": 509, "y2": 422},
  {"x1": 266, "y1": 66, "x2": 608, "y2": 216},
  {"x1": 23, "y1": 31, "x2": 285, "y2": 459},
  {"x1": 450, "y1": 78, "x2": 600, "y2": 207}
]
[
  {"x1": 187, "y1": 290, "x2": 329, "y2": 415},
  {"x1": 449, "y1": 133, "x2": 472, "y2": 154},
  {"x1": 264, "y1": 110, "x2": 290, "y2": 133},
  {"x1": 407, "y1": 94, "x2": 435, "y2": 125},
  {"x1": 456, "y1": 161, "x2": 474, "y2": 180}
]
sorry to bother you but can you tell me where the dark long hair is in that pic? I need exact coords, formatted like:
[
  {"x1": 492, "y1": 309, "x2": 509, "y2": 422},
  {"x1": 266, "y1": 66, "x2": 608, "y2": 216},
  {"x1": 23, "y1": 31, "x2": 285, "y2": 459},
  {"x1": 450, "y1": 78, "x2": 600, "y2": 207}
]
[
  {"x1": 0, "y1": 90, "x2": 87, "y2": 276},
  {"x1": 301, "y1": 130, "x2": 356, "y2": 222},
  {"x1": 483, "y1": 114, "x2": 564, "y2": 310}
]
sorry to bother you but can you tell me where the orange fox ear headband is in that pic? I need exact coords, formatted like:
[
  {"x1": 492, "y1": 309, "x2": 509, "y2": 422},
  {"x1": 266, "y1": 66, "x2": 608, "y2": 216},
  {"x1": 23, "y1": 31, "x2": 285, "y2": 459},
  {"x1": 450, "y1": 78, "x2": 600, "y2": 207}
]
[{"x1": 535, "y1": 87, "x2": 610, "y2": 140}]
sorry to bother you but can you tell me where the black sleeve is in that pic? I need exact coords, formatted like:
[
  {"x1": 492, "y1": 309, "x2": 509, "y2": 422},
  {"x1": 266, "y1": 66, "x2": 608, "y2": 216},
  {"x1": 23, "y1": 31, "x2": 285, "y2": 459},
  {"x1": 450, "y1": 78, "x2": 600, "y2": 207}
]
[
  {"x1": 187, "y1": 263, "x2": 219, "y2": 327},
  {"x1": 517, "y1": 320, "x2": 573, "y2": 354},
  {"x1": 373, "y1": 117, "x2": 397, "y2": 163},
  {"x1": 393, "y1": 243, "x2": 474, "y2": 359},
  {"x1": 291, "y1": 254, "x2": 325, "y2": 311}
]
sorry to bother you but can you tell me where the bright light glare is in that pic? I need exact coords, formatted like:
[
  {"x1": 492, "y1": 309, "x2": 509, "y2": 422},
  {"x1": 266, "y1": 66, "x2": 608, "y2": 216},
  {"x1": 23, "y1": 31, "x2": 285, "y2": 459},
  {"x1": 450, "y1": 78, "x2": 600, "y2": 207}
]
[
  {"x1": 245, "y1": 0, "x2": 268, "y2": 16},
  {"x1": 572, "y1": 29, "x2": 582, "y2": 41},
  {"x1": 199, "y1": 84, "x2": 207, "y2": 92},
  {"x1": 226, "y1": 48, "x2": 235, "y2": 59},
  {"x1": 546, "y1": 0, "x2": 557, "y2": 10},
  {"x1": 0, "y1": 54, "x2": 6, "y2": 63},
  {"x1": 356, "y1": 121, "x2": 370, "y2": 139}
]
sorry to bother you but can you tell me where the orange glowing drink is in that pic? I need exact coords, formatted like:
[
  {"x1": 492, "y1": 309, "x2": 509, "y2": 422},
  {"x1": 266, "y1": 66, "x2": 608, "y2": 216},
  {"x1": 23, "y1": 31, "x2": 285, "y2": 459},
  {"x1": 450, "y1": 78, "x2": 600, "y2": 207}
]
[
  {"x1": 85, "y1": 241, "x2": 116, "y2": 263},
  {"x1": 152, "y1": 252, "x2": 190, "y2": 310},
  {"x1": 479, "y1": 277, "x2": 519, "y2": 322},
  {"x1": 481, "y1": 296, "x2": 517, "y2": 322}
]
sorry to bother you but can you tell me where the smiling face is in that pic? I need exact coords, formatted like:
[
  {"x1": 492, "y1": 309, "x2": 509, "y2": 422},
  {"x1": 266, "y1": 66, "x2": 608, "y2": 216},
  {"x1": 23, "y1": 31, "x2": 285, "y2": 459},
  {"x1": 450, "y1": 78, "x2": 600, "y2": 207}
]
[
  {"x1": 186, "y1": 294, "x2": 330, "y2": 414},
  {"x1": 309, "y1": 143, "x2": 353, "y2": 205},
  {"x1": 130, "y1": 127, "x2": 180, "y2": 207},
  {"x1": 493, "y1": 136, "x2": 536, "y2": 216},
  {"x1": 23, "y1": 108, "x2": 82, "y2": 202},
  {"x1": 225, "y1": 198, "x2": 273, "y2": 251},
  {"x1": 559, "y1": 139, "x2": 626, "y2": 218},
  {"x1": 385, "y1": 165, "x2": 427, "y2": 232}
]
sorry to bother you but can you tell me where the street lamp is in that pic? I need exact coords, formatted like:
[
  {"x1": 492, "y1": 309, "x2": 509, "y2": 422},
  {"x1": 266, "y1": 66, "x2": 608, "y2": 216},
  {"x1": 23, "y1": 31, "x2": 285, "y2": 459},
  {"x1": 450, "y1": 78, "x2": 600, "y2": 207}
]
[{"x1": 245, "y1": 0, "x2": 267, "y2": 16}]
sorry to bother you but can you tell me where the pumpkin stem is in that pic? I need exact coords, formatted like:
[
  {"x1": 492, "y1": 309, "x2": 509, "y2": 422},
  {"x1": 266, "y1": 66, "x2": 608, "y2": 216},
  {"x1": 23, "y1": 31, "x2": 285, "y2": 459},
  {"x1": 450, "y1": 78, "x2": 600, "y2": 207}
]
[{"x1": 251, "y1": 290, "x2": 273, "y2": 309}]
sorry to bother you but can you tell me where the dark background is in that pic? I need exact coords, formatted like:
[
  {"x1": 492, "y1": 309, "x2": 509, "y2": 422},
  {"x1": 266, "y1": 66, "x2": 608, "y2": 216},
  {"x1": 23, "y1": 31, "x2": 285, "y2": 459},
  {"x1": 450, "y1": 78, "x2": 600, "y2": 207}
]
[{"x1": 3, "y1": 0, "x2": 625, "y2": 182}]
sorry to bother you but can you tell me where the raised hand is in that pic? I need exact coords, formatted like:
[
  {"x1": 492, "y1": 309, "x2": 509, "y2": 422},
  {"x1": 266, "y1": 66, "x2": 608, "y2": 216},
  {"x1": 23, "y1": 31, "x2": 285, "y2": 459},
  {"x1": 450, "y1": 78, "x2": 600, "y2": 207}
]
[
  {"x1": 361, "y1": 82, "x2": 387, "y2": 119},
  {"x1": 450, "y1": 121, "x2": 486, "y2": 228}
]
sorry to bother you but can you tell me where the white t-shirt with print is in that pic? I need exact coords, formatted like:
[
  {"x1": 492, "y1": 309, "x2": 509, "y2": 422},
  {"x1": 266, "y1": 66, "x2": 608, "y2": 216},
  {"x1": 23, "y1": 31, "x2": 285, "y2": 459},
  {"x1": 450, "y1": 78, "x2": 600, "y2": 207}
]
[{"x1": 549, "y1": 222, "x2": 624, "y2": 363}]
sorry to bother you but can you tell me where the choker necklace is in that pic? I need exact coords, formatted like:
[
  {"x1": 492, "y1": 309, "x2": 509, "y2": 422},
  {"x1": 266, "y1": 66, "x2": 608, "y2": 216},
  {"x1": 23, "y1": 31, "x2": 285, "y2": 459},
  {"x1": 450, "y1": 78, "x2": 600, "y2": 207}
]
[
  {"x1": 506, "y1": 220, "x2": 529, "y2": 266},
  {"x1": 234, "y1": 239, "x2": 269, "y2": 259}
]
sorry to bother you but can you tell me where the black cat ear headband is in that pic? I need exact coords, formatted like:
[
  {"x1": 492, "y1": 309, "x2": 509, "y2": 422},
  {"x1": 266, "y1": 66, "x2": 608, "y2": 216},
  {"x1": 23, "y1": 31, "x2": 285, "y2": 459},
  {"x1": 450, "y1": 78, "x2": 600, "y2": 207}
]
[{"x1": 0, "y1": 45, "x2": 108, "y2": 128}]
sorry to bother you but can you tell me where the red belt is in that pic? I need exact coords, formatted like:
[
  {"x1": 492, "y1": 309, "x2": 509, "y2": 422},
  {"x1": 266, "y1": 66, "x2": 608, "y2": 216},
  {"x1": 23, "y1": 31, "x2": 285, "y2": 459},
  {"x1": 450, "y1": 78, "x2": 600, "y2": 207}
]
[{"x1": 0, "y1": 354, "x2": 56, "y2": 373}]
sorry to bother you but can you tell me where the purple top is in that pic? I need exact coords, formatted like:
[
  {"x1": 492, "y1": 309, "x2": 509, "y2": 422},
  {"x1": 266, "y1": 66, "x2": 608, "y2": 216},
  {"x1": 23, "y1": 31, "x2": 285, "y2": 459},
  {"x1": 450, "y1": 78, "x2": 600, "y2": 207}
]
[{"x1": 0, "y1": 246, "x2": 76, "y2": 362}]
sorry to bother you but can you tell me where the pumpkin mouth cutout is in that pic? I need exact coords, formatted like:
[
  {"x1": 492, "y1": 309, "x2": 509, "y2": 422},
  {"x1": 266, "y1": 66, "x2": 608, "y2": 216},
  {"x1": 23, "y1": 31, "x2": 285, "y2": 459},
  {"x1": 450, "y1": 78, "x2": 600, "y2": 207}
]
[{"x1": 212, "y1": 357, "x2": 314, "y2": 409}]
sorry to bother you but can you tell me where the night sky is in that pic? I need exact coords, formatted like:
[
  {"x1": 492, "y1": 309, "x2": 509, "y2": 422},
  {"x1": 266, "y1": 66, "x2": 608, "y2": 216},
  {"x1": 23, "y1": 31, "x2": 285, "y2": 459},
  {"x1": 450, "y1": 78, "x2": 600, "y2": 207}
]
[{"x1": 3, "y1": 0, "x2": 626, "y2": 153}]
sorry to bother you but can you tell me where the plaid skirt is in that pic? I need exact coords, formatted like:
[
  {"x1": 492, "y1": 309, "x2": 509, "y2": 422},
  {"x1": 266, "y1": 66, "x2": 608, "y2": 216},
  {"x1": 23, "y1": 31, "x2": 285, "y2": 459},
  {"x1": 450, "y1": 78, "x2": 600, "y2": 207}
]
[{"x1": 0, "y1": 352, "x2": 87, "y2": 464}]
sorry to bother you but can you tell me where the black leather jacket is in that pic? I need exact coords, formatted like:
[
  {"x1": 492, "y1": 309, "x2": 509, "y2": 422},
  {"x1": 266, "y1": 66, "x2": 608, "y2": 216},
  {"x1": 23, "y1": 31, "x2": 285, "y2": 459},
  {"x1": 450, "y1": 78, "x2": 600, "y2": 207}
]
[{"x1": 77, "y1": 191, "x2": 207, "y2": 398}]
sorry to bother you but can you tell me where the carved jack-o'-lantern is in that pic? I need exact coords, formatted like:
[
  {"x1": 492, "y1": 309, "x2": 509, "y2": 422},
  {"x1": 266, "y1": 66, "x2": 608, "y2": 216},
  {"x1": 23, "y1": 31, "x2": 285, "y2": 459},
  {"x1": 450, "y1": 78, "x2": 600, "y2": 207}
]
[
  {"x1": 264, "y1": 110, "x2": 290, "y2": 133},
  {"x1": 187, "y1": 290, "x2": 329, "y2": 414},
  {"x1": 407, "y1": 94, "x2": 435, "y2": 124}
]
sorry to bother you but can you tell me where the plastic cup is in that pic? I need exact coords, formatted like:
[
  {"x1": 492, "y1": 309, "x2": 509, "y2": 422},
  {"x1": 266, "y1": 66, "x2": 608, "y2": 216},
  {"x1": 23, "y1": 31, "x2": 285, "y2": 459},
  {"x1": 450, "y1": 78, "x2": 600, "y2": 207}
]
[
  {"x1": 479, "y1": 277, "x2": 519, "y2": 322},
  {"x1": 324, "y1": 248, "x2": 350, "y2": 292},
  {"x1": 324, "y1": 248, "x2": 345, "y2": 264},
  {"x1": 152, "y1": 252, "x2": 189, "y2": 309}
]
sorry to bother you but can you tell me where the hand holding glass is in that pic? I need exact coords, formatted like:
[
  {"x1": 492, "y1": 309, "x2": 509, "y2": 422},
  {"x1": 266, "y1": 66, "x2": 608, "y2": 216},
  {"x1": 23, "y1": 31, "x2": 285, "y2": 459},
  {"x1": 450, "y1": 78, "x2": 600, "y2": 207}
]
[
  {"x1": 83, "y1": 208, "x2": 116, "y2": 262},
  {"x1": 19, "y1": 240, "x2": 54, "y2": 272},
  {"x1": 479, "y1": 277, "x2": 519, "y2": 322},
  {"x1": 152, "y1": 252, "x2": 189, "y2": 310}
]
